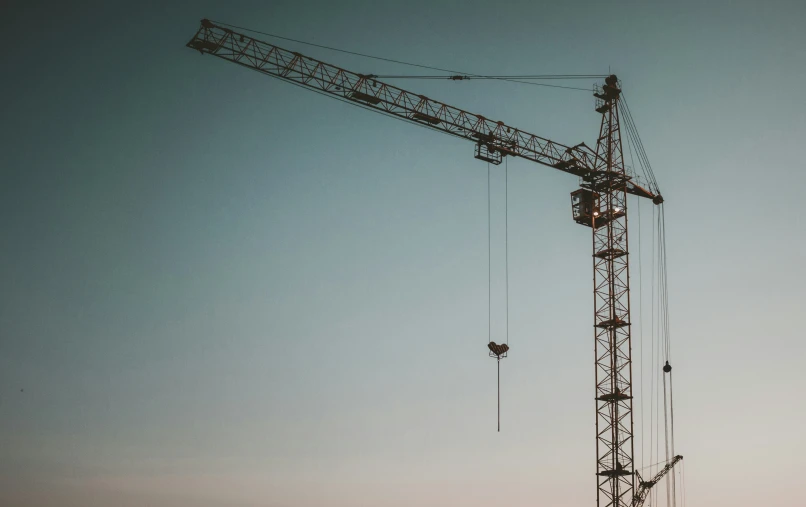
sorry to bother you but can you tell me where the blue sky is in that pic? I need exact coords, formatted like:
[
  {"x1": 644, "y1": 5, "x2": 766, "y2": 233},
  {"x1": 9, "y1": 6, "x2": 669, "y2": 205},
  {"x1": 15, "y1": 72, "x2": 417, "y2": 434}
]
[{"x1": 1, "y1": 1, "x2": 804, "y2": 506}]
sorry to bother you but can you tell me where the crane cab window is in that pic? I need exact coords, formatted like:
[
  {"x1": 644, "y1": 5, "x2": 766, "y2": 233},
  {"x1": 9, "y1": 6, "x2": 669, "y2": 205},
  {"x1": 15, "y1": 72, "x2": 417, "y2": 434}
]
[{"x1": 571, "y1": 189, "x2": 599, "y2": 226}]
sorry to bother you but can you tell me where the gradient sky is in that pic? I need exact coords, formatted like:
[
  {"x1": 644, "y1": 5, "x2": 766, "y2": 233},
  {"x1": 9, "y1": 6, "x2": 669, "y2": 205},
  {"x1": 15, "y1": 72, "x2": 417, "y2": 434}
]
[{"x1": 1, "y1": 1, "x2": 804, "y2": 506}]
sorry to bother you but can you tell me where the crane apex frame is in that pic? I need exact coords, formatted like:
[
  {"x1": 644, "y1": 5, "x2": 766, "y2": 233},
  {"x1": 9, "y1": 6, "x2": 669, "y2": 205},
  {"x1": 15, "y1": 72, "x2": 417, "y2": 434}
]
[{"x1": 186, "y1": 19, "x2": 678, "y2": 507}]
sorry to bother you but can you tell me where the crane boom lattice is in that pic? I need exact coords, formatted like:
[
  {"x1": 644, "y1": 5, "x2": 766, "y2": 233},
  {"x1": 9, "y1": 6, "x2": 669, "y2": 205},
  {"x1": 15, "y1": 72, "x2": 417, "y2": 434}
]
[{"x1": 186, "y1": 20, "x2": 657, "y2": 200}]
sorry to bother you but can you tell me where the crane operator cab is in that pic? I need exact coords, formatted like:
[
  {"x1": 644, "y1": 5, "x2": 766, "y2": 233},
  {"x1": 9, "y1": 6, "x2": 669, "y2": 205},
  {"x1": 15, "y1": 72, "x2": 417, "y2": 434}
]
[
  {"x1": 571, "y1": 188, "x2": 599, "y2": 227},
  {"x1": 571, "y1": 188, "x2": 626, "y2": 228}
]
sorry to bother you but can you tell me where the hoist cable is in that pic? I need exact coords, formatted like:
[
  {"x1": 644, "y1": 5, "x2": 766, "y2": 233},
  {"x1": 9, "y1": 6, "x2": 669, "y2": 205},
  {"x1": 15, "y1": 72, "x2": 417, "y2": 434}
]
[
  {"x1": 374, "y1": 74, "x2": 606, "y2": 79},
  {"x1": 628, "y1": 103, "x2": 658, "y2": 190},
  {"x1": 665, "y1": 206, "x2": 677, "y2": 502},
  {"x1": 670, "y1": 368, "x2": 677, "y2": 506},
  {"x1": 377, "y1": 75, "x2": 595, "y2": 91},
  {"x1": 209, "y1": 20, "x2": 598, "y2": 91},
  {"x1": 488, "y1": 162, "x2": 492, "y2": 344},
  {"x1": 486, "y1": 161, "x2": 495, "y2": 431},
  {"x1": 655, "y1": 232, "x2": 661, "y2": 488},
  {"x1": 629, "y1": 126, "x2": 646, "y2": 473},
  {"x1": 663, "y1": 370, "x2": 671, "y2": 507},
  {"x1": 622, "y1": 110, "x2": 656, "y2": 193},
  {"x1": 658, "y1": 209, "x2": 666, "y2": 360},
  {"x1": 505, "y1": 157, "x2": 509, "y2": 345},
  {"x1": 653, "y1": 200, "x2": 678, "y2": 507},
  {"x1": 621, "y1": 94, "x2": 659, "y2": 192},
  {"x1": 621, "y1": 117, "x2": 643, "y2": 179},
  {"x1": 486, "y1": 162, "x2": 499, "y2": 432},
  {"x1": 657, "y1": 203, "x2": 678, "y2": 505},
  {"x1": 661, "y1": 207, "x2": 672, "y2": 362},
  {"x1": 620, "y1": 104, "x2": 645, "y2": 169},
  {"x1": 622, "y1": 100, "x2": 659, "y2": 195},
  {"x1": 650, "y1": 203, "x2": 657, "y2": 480}
]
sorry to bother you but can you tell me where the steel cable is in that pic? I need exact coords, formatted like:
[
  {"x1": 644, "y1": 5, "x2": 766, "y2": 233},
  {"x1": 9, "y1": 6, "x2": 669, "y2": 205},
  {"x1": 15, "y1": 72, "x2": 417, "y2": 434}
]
[{"x1": 210, "y1": 20, "x2": 599, "y2": 91}]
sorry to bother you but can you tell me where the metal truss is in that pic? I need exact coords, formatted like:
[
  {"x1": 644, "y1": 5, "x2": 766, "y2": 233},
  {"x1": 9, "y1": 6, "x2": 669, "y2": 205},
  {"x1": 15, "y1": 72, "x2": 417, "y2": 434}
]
[
  {"x1": 589, "y1": 82, "x2": 635, "y2": 507},
  {"x1": 186, "y1": 20, "x2": 668, "y2": 507},
  {"x1": 632, "y1": 455, "x2": 683, "y2": 507},
  {"x1": 187, "y1": 20, "x2": 655, "y2": 200},
  {"x1": 187, "y1": 21, "x2": 594, "y2": 172}
]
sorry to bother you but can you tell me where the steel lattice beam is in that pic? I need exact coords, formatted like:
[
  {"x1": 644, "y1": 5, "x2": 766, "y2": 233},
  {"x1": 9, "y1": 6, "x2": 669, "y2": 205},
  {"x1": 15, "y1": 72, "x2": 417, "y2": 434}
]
[
  {"x1": 590, "y1": 87, "x2": 635, "y2": 507},
  {"x1": 632, "y1": 455, "x2": 683, "y2": 507},
  {"x1": 186, "y1": 21, "x2": 659, "y2": 200}
]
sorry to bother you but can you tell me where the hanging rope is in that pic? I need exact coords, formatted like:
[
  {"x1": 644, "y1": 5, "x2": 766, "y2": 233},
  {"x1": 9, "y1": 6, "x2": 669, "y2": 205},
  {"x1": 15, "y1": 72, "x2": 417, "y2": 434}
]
[
  {"x1": 621, "y1": 90, "x2": 679, "y2": 507},
  {"x1": 628, "y1": 123, "x2": 647, "y2": 474},
  {"x1": 670, "y1": 364, "x2": 677, "y2": 504},
  {"x1": 488, "y1": 162, "x2": 492, "y2": 345},
  {"x1": 501, "y1": 157, "x2": 509, "y2": 433},
  {"x1": 658, "y1": 206, "x2": 672, "y2": 362},
  {"x1": 373, "y1": 74, "x2": 606, "y2": 79},
  {"x1": 374, "y1": 74, "x2": 594, "y2": 91},
  {"x1": 210, "y1": 20, "x2": 601, "y2": 92},
  {"x1": 505, "y1": 156, "x2": 509, "y2": 346},
  {"x1": 663, "y1": 366, "x2": 671, "y2": 507},
  {"x1": 656, "y1": 203, "x2": 677, "y2": 507},
  {"x1": 484, "y1": 159, "x2": 511, "y2": 432},
  {"x1": 621, "y1": 93, "x2": 660, "y2": 194},
  {"x1": 650, "y1": 203, "x2": 658, "y2": 484},
  {"x1": 486, "y1": 161, "x2": 500, "y2": 432},
  {"x1": 489, "y1": 161, "x2": 498, "y2": 432},
  {"x1": 623, "y1": 105, "x2": 679, "y2": 503}
]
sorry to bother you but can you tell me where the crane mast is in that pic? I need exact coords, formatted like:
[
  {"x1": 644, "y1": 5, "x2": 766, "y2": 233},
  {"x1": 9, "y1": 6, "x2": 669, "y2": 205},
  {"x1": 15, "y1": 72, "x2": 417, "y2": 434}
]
[
  {"x1": 186, "y1": 19, "x2": 666, "y2": 507},
  {"x1": 590, "y1": 79, "x2": 635, "y2": 507}
]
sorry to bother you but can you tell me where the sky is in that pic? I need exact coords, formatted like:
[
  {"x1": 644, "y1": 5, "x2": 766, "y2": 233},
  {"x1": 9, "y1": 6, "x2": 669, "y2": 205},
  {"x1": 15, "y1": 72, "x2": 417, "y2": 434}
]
[{"x1": 1, "y1": 1, "x2": 804, "y2": 506}]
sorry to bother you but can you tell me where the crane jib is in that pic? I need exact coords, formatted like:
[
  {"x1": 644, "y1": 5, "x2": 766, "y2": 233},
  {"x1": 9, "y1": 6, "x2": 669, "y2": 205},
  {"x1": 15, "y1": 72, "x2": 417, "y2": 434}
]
[{"x1": 185, "y1": 20, "x2": 663, "y2": 202}]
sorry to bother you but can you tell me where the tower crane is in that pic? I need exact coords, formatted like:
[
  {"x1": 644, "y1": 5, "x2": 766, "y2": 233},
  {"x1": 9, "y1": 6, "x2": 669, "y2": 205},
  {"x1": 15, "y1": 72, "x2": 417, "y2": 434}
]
[{"x1": 186, "y1": 19, "x2": 679, "y2": 507}]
